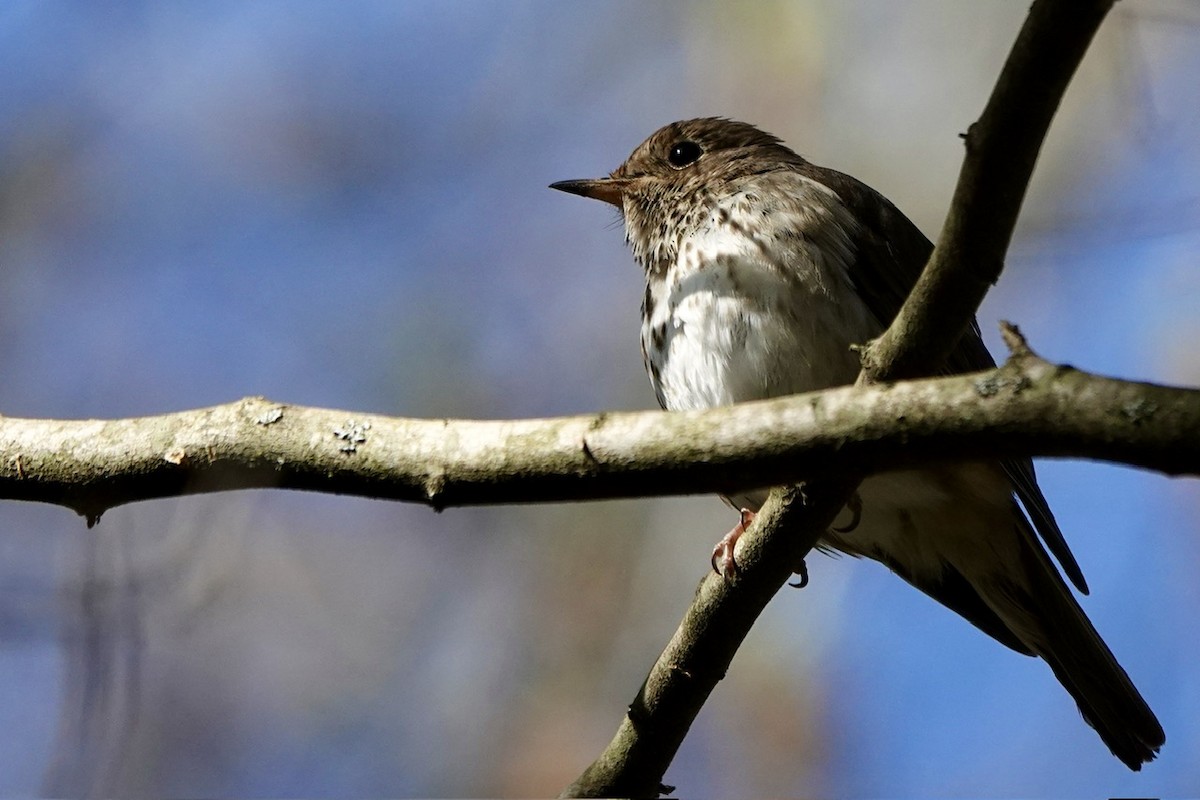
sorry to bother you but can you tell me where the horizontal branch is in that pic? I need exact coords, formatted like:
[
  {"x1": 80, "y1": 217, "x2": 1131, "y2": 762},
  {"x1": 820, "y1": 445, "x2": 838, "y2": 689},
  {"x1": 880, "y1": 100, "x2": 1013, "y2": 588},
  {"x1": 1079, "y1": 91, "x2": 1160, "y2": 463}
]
[{"x1": 1, "y1": 333, "x2": 1196, "y2": 524}]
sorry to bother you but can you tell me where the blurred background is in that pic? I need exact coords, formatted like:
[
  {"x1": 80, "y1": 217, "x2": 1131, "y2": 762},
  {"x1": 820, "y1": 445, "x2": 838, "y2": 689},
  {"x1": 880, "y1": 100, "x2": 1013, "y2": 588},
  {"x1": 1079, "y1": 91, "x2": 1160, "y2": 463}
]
[{"x1": 1, "y1": 1, "x2": 1198, "y2": 796}]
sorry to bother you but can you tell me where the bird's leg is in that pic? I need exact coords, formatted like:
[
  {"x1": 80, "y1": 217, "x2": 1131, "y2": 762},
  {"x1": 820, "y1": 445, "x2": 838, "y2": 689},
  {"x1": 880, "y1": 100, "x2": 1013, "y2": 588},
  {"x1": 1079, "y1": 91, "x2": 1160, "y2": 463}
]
[
  {"x1": 711, "y1": 508, "x2": 755, "y2": 579},
  {"x1": 712, "y1": 508, "x2": 811, "y2": 587}
]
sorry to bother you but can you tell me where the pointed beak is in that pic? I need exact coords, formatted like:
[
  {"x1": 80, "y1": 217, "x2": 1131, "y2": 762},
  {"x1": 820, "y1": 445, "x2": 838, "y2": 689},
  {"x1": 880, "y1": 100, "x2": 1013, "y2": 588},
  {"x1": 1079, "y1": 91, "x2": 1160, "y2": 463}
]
[{"x1": 549, "y1": 177, "x2": 628, "y2": 208}]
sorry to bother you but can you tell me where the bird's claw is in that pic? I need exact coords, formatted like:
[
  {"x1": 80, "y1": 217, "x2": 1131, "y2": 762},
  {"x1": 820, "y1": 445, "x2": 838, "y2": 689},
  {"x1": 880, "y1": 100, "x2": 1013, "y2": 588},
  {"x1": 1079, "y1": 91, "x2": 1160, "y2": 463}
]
[
  {"x1": 833, "y1": 492, "x2": 862, "y2": 534},
  {"x1": 711, "y1": 509, "x2": 755, "y2": 580},
  {"x1": 788, "y1": 558, "x2": 809, "y2": 588}
]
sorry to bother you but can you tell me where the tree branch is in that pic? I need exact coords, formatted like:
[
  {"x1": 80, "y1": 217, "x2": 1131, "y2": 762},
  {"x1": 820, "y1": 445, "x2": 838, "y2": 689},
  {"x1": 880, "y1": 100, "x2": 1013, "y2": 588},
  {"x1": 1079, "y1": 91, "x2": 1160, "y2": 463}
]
[
  {"x1": 563, "y1": 0, "x2": 1117, "y2": 795},
  {"x1": 863, "y1": 0, "x2": 1115, "y2": 381},
  {"x1": 1, "y1": 328, "x2": 1195, "y2": 524}
]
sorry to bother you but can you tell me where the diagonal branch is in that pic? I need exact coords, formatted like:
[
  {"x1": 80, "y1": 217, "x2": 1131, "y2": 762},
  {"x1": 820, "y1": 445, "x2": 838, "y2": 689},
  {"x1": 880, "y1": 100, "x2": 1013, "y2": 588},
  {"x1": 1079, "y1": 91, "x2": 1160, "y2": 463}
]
[
  {"x1": 863, "y1": 0, "x2": 1117, "y2": 381},
  {"x1": 563, "y1": 0, "x2": 1117, "y2": 796}
]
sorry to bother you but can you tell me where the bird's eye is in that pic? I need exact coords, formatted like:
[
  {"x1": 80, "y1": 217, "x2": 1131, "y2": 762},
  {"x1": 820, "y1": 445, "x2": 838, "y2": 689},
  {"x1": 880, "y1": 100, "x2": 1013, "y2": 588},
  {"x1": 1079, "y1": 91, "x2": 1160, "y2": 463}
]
[{"x1": 667, "y1": 141, "x2": 703, "y2": 168}]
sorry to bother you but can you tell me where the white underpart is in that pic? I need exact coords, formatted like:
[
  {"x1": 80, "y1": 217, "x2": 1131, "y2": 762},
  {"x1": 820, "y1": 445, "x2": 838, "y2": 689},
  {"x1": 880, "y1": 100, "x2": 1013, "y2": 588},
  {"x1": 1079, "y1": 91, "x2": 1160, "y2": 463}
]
[
  {"x1": 640, "y1": 174, "x2": 1018, "y2": 585},
  {"x1": 644, "y1": 177, "x2": 871, "y2": 409}
]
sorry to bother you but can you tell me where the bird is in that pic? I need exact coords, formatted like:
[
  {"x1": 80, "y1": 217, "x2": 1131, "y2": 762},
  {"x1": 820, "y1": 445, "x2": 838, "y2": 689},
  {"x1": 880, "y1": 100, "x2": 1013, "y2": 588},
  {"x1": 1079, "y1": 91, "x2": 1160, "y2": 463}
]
[{"x1": 550, "y1": 117, "x2": 1164, "y2": 770}]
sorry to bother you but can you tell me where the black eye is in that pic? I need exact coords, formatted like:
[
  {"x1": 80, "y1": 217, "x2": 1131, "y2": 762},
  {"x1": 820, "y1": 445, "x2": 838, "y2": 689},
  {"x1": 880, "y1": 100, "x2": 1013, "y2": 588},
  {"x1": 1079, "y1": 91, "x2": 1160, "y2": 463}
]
[{"x1": 667, "y1": 141, "x2": 703, "y2": 168}]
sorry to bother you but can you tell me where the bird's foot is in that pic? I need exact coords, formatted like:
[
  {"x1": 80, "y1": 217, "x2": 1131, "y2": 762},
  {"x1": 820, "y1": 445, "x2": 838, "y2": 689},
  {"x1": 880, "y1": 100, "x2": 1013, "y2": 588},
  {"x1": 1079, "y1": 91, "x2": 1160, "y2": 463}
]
[
  {"x1": 711, "y1": 508, "x2": 755, "y2": 579},
  {"x1": 832, "y1": 491, "x2": 863, "y2": 534},
  {"x1": 789, "y1": 558, "x2": 809, "y2": 589}
]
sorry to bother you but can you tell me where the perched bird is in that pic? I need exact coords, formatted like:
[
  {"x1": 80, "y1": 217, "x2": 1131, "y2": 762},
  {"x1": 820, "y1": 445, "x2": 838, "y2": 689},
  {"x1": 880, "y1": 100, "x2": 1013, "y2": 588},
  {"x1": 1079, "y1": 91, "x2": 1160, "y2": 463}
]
[{"x1": 551, "y1": 117, "x2": 1163, "y2": 769}]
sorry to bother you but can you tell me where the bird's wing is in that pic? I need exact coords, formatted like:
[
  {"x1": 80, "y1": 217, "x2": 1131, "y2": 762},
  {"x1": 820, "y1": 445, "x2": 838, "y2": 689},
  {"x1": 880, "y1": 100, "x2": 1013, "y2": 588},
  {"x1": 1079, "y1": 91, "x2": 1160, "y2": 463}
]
[{"x1": 798, "y1": 161, "x2": 1088, "y2": 594}]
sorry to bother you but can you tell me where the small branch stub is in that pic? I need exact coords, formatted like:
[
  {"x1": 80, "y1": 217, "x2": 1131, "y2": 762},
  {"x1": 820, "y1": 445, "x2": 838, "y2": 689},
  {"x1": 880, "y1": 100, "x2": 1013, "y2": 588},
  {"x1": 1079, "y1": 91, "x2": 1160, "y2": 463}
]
[{"x1": 1000, "y1": 320, "x2": 1034, "y2": 359}]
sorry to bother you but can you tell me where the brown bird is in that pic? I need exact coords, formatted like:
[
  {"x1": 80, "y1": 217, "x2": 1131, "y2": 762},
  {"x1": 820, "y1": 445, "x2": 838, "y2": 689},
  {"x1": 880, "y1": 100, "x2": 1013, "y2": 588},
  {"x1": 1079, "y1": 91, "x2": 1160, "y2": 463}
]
[{"x1": 552, "y1": 117, "x2": 1164, "y2": 769}]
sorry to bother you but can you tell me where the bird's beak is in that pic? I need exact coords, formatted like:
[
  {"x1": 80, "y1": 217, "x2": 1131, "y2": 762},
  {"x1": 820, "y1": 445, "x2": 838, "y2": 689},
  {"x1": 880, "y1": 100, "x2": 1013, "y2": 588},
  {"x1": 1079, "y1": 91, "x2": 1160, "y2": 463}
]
[{"x1": 549, "y1": 177, "x2": 628, "y2": 208}]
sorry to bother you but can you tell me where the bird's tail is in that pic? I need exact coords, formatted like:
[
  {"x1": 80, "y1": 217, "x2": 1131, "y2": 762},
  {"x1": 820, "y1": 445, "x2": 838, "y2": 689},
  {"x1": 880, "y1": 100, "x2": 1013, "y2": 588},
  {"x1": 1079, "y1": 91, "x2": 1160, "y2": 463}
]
[{"x1": 984, "y1": 530, "x2": 1164, "y2": 770}]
